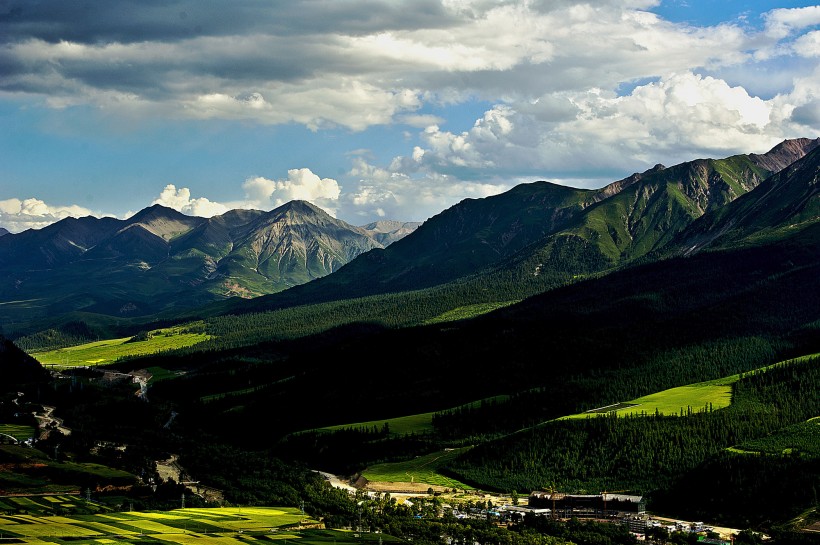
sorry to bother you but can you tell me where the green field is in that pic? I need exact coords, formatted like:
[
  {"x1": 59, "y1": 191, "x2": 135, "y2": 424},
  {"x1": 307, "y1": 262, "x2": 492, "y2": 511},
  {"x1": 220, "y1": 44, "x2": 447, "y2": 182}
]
[
  {"x1": 318, "y1": 412, "x2": 436, "y2": 436},
  {"x1": 562, "y1": 352, "x2": 820, "y2": 420},
  {"x1": 144, "y1": 366, "x2": 185, "y2": 383},
  {"x1": 32, "y1": 327, "x2": 211, "y2": 367},
  {"x1": 0, "y1": 505, "x2": 400, "y2": 545},
  {"x1": 0, "y1": 423, "x2": 35, "y2": 441},
  {"x1": 317, "y1": 395, "x2": 510, "y2": 436},
  {"x1": 0, "y1": 495, "x2": 108, "y2": 516},
  {"x1": 0, "y1": 445, "x2": 135, "y2": 494},
  {"x1": 422, "y1": 301, "x2": 519, "y2": 325},
  {"x1": 362, "y1": 447, "x2": 473, "y2": 489},
  {"x1": 563, "y1": 382, "x2": 734, "y2": 420}
]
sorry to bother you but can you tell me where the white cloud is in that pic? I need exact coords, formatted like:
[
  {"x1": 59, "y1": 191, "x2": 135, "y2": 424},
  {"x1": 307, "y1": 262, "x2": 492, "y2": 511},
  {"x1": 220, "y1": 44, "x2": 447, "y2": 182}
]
[
  {"x1": 764, "y1": 6, "x2": 820, "y2": 39},
  {"x1": 2, "y1": 1, "x2": 820, "y2": 228},
  {"x1": 152, "y1": 184, "x2": 230, "y2": 217},
  {"x1": 0, "y1": 1, "x2": 789, "y2": 131},
  {"x1": 793, "y1": 30, "x2": 820, "y2": 58},
  {"x1": 392, "y1": 70, "x2": 811, "y2": 181},
  {"x1": 0, "y1": 197, "x2": 96, "y2": 233},
  {"x1": 345, "y1": 156, "x2": 508, "y2": 221},
  {"x1": 243, "y1": 168, "x2": 342, "y2": 215}
]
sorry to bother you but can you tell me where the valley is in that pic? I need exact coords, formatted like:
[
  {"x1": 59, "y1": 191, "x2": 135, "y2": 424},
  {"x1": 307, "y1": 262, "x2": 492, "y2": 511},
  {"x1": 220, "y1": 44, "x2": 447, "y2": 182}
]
[{"x1": 1, "y1": 139, "x2": 819, "y2": 545}]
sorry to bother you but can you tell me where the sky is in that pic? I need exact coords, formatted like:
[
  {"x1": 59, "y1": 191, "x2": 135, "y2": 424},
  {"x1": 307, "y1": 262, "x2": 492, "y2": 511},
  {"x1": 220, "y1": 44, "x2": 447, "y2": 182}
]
[{"x1": 1, "y1": 0, "x2": 819, "y2": 233}]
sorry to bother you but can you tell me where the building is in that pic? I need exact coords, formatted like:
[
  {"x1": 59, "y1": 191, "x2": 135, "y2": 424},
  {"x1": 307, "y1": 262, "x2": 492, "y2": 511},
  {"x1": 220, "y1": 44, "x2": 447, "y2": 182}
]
[{"x1": 528, "y1": 491, "x2": 646, "y2": 518}]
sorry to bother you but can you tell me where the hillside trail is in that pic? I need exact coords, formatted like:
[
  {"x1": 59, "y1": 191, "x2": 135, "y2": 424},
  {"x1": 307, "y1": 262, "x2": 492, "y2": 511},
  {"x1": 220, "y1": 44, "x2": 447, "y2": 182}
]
[
  {"x1": 155, "y1": 454, "x2": 225, "y2": 505},
  {"x1": 34, "y1": 406, "x2": 71, "y2": 439}
]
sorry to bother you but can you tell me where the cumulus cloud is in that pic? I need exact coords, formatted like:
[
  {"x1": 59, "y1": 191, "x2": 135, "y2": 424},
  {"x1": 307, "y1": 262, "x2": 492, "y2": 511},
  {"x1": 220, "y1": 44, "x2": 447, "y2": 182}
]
[
  {"x1": 389, "y1": 70, "x2": 814, "y2": 183},
  {"x1": 0, "y1": 0, "x2": 800, "y2": 131},
  {"x1": 243, "y1": 168, "x2": 342, "y2": 215},
  {"x1": 793, "y1": 31, "x2": 820, "y2": 58},
  {"x1": 0, "y1": 198, "x2": 96, "y2": 233},
  {"x1": 152, "y1": 184, "x2": 230, "y2": 217},
  {"x1": 345, "y1": 156, "x2": 509, "y2": 221},
  {"x1": 764, "y1": 6, "x2": 820, "y2": 39},
  {"x1": 1, "y1": 2, "x2": 820, "y2": 228}
]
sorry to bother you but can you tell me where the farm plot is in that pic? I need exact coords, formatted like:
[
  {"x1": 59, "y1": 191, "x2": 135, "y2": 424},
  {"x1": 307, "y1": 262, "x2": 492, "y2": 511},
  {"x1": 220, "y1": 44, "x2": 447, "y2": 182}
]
[
  {"x1": 0, "y1": 506, "x2": 320, "y2": 543},
  {"x1": 0, "y1": 495, "x2": 106, "y2": 516},
  {"x1": 0, "y1": 424, "x2": 34, "y2": 441},
  {"x1": 33, "y1": 327, "x2": 210, "y2": 367}
]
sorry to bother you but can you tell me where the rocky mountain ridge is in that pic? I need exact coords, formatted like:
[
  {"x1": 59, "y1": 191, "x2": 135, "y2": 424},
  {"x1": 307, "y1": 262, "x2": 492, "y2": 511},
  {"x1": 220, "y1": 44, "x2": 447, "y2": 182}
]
[
  {"x1": 236, "y1": 137, "x2": 820, "y2": 308},
  {"x1": 0, "y1": 201, "x2": 416, "y2": 321}
]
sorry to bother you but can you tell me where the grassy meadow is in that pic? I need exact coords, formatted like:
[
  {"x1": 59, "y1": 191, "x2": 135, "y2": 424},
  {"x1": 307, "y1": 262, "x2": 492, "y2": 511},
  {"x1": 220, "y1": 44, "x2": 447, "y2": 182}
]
[
  {"x1": 362, "y1": 447, "x2": 473, "y2": 489},
  {"x1": 317, "y1": 395, "x2": 510, "y2": 437},
  {"x1": 31, "y1": 326, "x2": 210, "y2": 367},
  {"x1": 422, "y1": 301, "x2": 519, "y2": 325},
  {"x1": 0, "y1": 423, "x2": 35, "y2": 441},
  {"x1": 318, "y1": 412, "x2": 436, "y2": 436},
  {"x1": 561, "y1": 352, "x2": 820, "y2": 421},
  {"x1": 0, "y1": 445, "x2": 135, "y2": 494},
  {"x1": 562, "y1": 382, "x2": 734, "y2": 420}
]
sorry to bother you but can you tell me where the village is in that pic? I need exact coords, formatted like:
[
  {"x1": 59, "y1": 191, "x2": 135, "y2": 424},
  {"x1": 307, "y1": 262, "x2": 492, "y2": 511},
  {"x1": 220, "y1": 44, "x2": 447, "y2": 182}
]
[{"x1": 316, "y1": 471, "x2": 751, "y2": 544}]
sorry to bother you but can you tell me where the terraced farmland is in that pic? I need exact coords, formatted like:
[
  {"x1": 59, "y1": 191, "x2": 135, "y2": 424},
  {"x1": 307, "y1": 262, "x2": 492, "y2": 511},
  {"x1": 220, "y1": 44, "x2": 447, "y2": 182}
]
[{"x1": 0, "y1": 505, "x2": 394, "y2": 544}]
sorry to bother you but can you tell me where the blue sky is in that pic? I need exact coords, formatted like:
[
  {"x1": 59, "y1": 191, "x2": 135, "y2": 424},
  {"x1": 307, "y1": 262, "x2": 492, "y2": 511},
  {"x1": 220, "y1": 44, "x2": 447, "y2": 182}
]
[{"x1": 1, "y1": 0, "x2": 819, "y2": 232}]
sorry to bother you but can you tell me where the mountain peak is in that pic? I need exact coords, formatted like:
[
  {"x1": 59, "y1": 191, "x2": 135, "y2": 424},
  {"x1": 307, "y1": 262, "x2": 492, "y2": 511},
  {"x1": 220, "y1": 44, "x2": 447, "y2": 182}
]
[
  {"x1": 749, "y1": 137, "x2": 820, "y2": 173},
  {"x1": 359, "y1": 220, "x2": 422, "y2": 246},
  {"x1": 124, "y1": 204, "x2": 204, "y2": 241},
  {"x1": 128, "y1": 203, "x2": 192, "y2": 223},
  {"x1": 273, "y1": 200, "x2": 325, "y2": 215}
]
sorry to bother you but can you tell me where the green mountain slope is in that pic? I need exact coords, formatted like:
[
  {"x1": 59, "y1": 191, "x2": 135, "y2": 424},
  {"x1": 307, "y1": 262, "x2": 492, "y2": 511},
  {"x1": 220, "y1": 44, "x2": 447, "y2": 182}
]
[
  {"x1": 667, "y1": 143, "x2": 820, "y2": 255},
  {"x1": 0, "y1": 201, "x2": 405, "y2": 329},
  {"x1": 0, "y1": 335, "x2": 51, "y2": 387},
  {"x1": 206, "y1": 138, "x2": 818, "y2": 322},
  {"x1": 502, "y1": 138, "x2": 819, "y2": 280},
  {"x1": 289, "y1": 181, "x2": 601, "y2": 296}
]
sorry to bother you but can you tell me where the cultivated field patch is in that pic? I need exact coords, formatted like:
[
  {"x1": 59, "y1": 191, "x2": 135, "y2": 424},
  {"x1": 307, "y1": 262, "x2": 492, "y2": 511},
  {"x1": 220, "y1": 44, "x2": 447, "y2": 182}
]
[
  {"x1": 561, "y1": 351, "x2": 820, "y2": 421},
  {"x1": 0, "y1": 506, "x2": 329, "y2": 544},
  {"x1": 32, "y1": 327, "x2": 211, "y2": 367},
  {"x1": 561, "y1": 383, "x2": 731, "y2": 420},
  {"x1": 0, "y1": 424, "x2": 35, "y2": 441},
  {"x1": 362, "y1": 447, "x2": 473, "y2": 490}
]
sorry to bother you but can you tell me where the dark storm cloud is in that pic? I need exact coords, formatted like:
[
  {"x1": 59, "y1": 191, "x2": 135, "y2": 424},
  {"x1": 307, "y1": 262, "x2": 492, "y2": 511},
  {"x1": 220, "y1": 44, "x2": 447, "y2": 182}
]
[
  {"x1": 0, "y1": 0, "x2": 460, "y2": 103},
  {"x1": 0, "y1": 0, "x2": 457, "y2": 45}
]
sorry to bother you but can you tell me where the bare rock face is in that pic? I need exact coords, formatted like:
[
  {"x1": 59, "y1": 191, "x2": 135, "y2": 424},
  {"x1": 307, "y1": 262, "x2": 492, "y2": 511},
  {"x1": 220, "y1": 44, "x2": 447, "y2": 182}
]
[
  {"x1": 360, "y1": 220, "x2": 422, "y2": 246},
  {"x1": 749, "y1": 137, "x2": 820, "y2": 173}
]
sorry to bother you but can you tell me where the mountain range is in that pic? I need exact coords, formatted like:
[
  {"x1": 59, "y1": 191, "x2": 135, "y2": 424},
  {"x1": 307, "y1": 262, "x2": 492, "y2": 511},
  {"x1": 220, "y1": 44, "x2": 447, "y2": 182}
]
[
  {"x1": 0, "y1": 136, "x2": 817, "y2": 336},
  {"x1": 201, "y1": 137, "x2": 820, "y2": 317},
  {"x1": 0, "y1": 202, "x2": 419, "y2": 322},
  {"x1": 127, "y1": 135, "x2": 820, "y2": 462}
]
